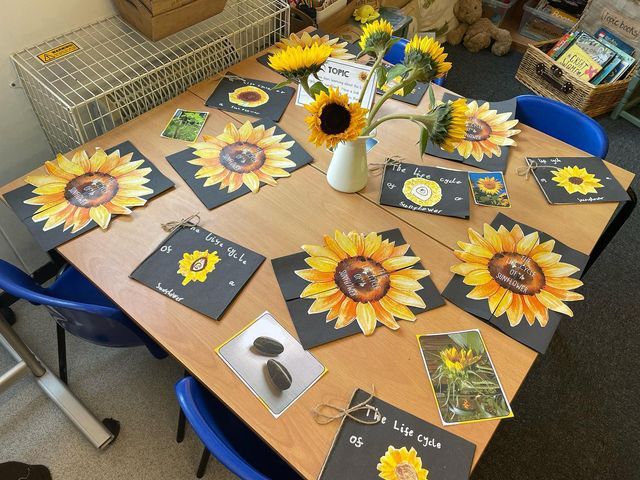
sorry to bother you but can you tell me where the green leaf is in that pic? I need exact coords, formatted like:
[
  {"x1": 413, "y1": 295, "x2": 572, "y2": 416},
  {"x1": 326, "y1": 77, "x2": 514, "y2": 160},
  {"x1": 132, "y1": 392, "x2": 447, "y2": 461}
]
[
  {"x1": 428, "y1": 84, "x2": 436, "y2": 106},
  {"x1": 402, "y1": 80, "x2": 417, "y2": 96},
  {"x1": 356, "y1": 47, "x2": 374, "y2": 60},
  {"x1": 419, "y1": 127, "x2": 429, "y2": 154},
  {"x1": 309, "y1": 81, "x2": 329, "y2": 98},
  {"x1": 385, "y1": 37, "x2": 401, "y2": 51},
  {"x1": 272, "y1": 80, "x2": 291, "y2": 90},
  {"x1": 386, "y1": 64, "x2": 408, "y2": 82},
  {"x1": 376, "y1": 66, "x2": 387, "y2": 89}
]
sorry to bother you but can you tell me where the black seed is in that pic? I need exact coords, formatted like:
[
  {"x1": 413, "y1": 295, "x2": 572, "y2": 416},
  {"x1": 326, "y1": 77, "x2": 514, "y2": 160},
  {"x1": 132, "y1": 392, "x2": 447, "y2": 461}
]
[
  {"x1": 266, "y1": 359, "x2": 292, "y2": 391},
  {"x1": 253, "y1": 336, "x2": 284, "y2": 356}
]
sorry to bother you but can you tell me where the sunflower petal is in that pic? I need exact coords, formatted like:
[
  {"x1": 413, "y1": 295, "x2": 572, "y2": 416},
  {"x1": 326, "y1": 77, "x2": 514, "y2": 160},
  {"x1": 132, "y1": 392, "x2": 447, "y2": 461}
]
[
  {"x1": 381, "y1": 256, "x2": 420, "y2": 272},
  {"x1": 334, "y1": 230, "x2": 358, "y2": 256},
  {"x1": 536, "y1": 289, "x2": 573, "y2": 317},
  {"x1": 301, "y1": 244, "x2": 340, "y2": 262},
  {"x1": 89, "y1": 205, "x2": 111, "y2": 229},
  {"x1": 356, "y1": 302, "x2": 377, "y2": 335},
  {"x1": 300, "y1": 281, "x2": 338, "y2": 299},
  {"x1": 371, "y1": 301, "x2": 400, "y2": 330},
  {"x1": 387, "y1": 287, "x2": 425, "y2": 308},
  {"x1": 335, "y1": 298, "x2": 357, "y2": 328},
  {"x1": 304, "y1": 256, "x2": 338, "y2": 272},
  {"x1": 378, "y1": 296, "x2": 416, "y2": 321}
]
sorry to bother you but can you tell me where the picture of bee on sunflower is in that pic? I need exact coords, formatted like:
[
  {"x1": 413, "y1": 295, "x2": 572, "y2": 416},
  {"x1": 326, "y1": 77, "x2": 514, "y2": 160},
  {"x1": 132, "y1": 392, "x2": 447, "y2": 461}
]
[
  {"x1": 418, "y1": 330, "x2": 512, "y2": 425},
  {"x1": 267, "y1": 22, "x2": 468, "y2": 156}
]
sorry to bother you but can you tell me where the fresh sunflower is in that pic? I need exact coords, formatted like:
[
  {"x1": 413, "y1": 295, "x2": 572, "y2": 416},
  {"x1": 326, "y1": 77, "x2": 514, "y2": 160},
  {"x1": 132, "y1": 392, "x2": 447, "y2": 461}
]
[
  {"x1": 177, "y1": 250, "x2": 220, "y2": 286},
  {"x1": 188, "y1": 121, "x2": 295, "y2": 193},
  {"x1": 552, "y1": 165, "x2": 603, "y2": 195},
  {"x1": 304, "y1": 88, "x2": 368, "y2": 149},
  {"x1": 274, "y1": 31, "x2": 355, "y2": 60},
  {"x1": 228, "y1": 86, "x2": 269, "y2": 107},
  {"x1": 439, "y1": 346, "x2": 482, "y2": 373},
  {"x1": 451, "y1": 224, "x2": 584, "y2": 327},
  {"x1": 456, "y1": 101, "x2": 521, "y2": 162},
  {"x1": 353, "y1": 4, "x2": 380, "y2": 24},
  {"x1": 359, "y1": 19, "x2": 393, "y2": 54},
  {"x1": 476, "y1": 176, "x2": 504, "y2": 195},
  {"x1": 295, "y1": 230, "x2": 430, "y2": 336},
  {"x1": 24, "y1": 149, "x2": 153, "y2": 233},
  {"x1": 268, "y1": 43, "x2": 332, "y2": 81},
  {"x1": 430, "y1": 98, "x2": 468, "y2": 152},
  {"x1": 377, "y1": 446, "x2": 429, "y2": 480},
  {"x1": 403, "y1": 35, "x2": 452, "y2": 82}
]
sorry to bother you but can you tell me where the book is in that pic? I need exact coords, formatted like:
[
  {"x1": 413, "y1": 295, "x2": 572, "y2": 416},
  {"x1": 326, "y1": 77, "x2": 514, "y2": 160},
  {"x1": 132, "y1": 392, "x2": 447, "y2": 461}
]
[
  {"x1": 595, "y1": 28, "x2": 635, "y2": 56},
  {"x1": 556, "y1": 32, "x2": 617, "y2": 81},
  {"x1": 602, "y1": 41, "x2": 636, "y2": 83},
  {"x1": 591, "y1": 56, "x2": 621, "y2": 85},
  {"x1": 549, "y1": 31, "x2": 576, "y2": 59}
]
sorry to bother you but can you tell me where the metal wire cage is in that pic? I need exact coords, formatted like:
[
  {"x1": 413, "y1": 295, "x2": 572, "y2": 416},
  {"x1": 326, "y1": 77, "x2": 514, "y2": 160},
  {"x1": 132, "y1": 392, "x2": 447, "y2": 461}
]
[{"x1": 11, "y1": 0, "x2": 290, "y2": 154}]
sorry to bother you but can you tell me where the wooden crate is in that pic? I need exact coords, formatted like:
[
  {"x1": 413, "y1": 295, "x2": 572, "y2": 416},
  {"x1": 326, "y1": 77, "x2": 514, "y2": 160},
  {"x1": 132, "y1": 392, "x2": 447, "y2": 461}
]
[
  {"x1": 515, "y1": 0, "x2": 639, "y2": 117},
  {"x1": 115, "y1": 0, "x2": 228, "y2": 41}
]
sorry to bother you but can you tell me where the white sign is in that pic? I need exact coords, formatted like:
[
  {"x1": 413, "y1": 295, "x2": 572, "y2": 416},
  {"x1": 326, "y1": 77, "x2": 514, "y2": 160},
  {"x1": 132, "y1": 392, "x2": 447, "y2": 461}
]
[{"x1": 295, "y1": 57, "x2": 377, "y2": 109}]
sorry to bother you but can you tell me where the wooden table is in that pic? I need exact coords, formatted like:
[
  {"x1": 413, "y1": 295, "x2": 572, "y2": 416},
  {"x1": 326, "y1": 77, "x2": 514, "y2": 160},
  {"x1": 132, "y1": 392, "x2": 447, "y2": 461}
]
[{"x1": 1, "y1": 37, "x2": 634, "y2": 480}]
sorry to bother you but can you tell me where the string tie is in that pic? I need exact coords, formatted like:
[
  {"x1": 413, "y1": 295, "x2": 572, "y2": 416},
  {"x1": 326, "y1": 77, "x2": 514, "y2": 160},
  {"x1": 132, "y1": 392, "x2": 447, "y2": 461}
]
[
  {"x1": 516, "y1": 158, "x2": 557, "y2": 180},
  {"x1": 161, "y1": 213, "x2": 200, "y2": 232},
  {"x1": 368, "y1": 156, "x2": 404, "y2": 176},
  {"x1": 312, "y1": 387, "x2": 380, "y2": 425}
]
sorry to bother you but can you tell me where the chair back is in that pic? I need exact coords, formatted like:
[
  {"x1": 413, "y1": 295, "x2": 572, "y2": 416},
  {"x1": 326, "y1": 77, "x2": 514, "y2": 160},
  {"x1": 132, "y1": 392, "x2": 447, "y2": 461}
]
[
  {"x1": 516, "y1": 95, "x2": 609, "y2": 158},
  {"x1": 383, "y1": 37, "x2": 445, "y2": 86}
]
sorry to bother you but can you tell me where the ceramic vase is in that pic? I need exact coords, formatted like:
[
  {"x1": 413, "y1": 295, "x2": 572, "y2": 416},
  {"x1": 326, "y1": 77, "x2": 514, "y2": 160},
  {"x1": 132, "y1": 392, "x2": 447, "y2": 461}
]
[{"x1": 326, "y1": 137, "x2": 369, "y2": 193}]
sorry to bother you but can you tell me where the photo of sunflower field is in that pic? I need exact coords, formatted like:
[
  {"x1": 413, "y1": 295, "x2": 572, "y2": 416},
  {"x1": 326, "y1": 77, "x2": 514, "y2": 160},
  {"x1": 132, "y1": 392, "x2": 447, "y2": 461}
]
[
  {"x1": 468, "y1": 172, "x2": 511, "y2": 207},
  {"x1": 161, "y1": 109, "x2": 208, "y2": 142},
  {"x1": 418, "y1": 330, "x2": 512, "y2": 425}
]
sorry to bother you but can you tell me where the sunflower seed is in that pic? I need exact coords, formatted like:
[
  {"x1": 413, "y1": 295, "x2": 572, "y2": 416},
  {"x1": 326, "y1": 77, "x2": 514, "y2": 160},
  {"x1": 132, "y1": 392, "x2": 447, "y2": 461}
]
[
  {"x1": 253, "y1": 336, "x2": 284, "y2": 356},
  {"x1": 266, "y1": 359, "x2": 292, "y2": 390}
]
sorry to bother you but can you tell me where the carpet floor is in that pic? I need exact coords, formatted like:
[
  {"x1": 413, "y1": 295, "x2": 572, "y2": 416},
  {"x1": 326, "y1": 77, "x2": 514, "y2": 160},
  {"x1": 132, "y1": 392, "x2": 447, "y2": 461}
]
[{"x1": 1, "y1": 45, "x2": 638, "y2": 480}]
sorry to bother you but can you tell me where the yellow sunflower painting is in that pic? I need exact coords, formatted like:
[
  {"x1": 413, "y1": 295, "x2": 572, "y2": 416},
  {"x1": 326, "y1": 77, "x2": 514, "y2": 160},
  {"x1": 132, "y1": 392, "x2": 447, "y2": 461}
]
[
  {"x1": 177, "y1": 250, "x2": 220, "y2": 286},
  {"x1": 23, "y1": 149, "x2": 153, "y2": 233},
  {"x1": 295, "y1": 230, "x2": 430, "y2": 336},
  {"x1": 456, "y1": 101, "x2": 520, "y2": 162},
  {"x1": 377, "y1": 446, "x2": 429, "y2": 480},
  {"x1": 476, "y1": 176, "x2": 504, "y2": 195},
  {"x1": 274, "y1": 31, "x2": 355, "y2": 60},
  {"x1": 402, "y1": 178, "x2": 442, "y2": 207},
  {"x1": 552, "y1": 165, "x2": 603, "y2": 195},
  {"x1": 188, "y1": 121, "x2": 295, "y2": 193},
  {"x1": 228, "y1": 86, "x2": 269, "y2": 108},
  {"x1": 451, "y1": 224, "x2": 584, "y2": 327}
]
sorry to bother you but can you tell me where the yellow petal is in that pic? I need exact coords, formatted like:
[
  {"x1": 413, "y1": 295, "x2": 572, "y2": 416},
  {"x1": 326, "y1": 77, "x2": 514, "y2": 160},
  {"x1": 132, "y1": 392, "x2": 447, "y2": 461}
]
[
  {"x1": 356, "y1": 302, "x2": 377, "y2": 335},
  {"x1": 466, "y1": 280, "x2": 500, "y2": 299},
  {"x1": 243, "y1": 171, "x2": 260, "y2": 193},
  {"x1": 386, "y1": 288, "x2": 425, "y2": 308},
  {"x1": 301, "y1": 244, "x2": 340, "y2": 262},
  {"x1": 536, "y1": 289, "x2": 573, "y2": 317},
  {"x1": 363, "y1": 232, "x2": 382, "y2": 257},
  {"x1": 378, "y1": 296, "x2": 415, "y2": 321},
  {"x1": 89, "y1": 204, "x2": 111, "y2": 229},
  {"x1": 304, "y1": 256, "x2": 338, "y2": 272},
  {"x1": 450, "y1": 263, "x2": 488, "y2": 276},
  {"x1": 544, "y1": 263, "x2": 581, "y2": 277},
  {"x1": 300, "y1": 281, "x2": 338, "y2": 299},
  {"x1": 462, "y1": 269, "x2": 493, "y2": 286},
  {"x1": 516, "y1": 231, "x2": 539, "y2": 255},
  {"x1": 295, "y1": 268, "x2": 335, "y2": 283},
  {"x1": 381, "y1": 256, "x2": 420, "y2": 272},
  {"x1": 483, "y1": 224, "x2": 503, "y2": 252},
  {"x1": 371, "y1": 301, "x2": 399, "y2": 330},
  {"x1": 334, "y1": 230, "x2": 358, "y2": 257},
  {"x1": 545, "y1": 276, "x2": 583, "y2": 290}
]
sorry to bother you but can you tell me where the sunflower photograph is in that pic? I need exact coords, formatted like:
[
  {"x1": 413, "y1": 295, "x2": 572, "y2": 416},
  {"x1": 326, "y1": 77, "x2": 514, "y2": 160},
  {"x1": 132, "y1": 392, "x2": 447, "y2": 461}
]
[
  {"x1": 177, "y1": 250, "x2": 221, "y2": 286},
  {"x1": 228, "y1": 85, "x2": 270, "y2": 108},
  {"x1": 187, "y1": 121, "x2": 296, "y2": 193},
  {"x1": 377, "y1": 446, "x2": 429, "y2": 480},
  {"x1": 552, "y1": 165, "x2": 603, "y2": 195},
  {"x1": 274, "y1": 31, "x2": 355, "y2": 61},
  {"x1": 468, "y1": 172, "x2": 510, "y2": 207},
  {"x1": 295, "y1": 230, "x2": 431, "y2": 336},
  {"x1": 455, "y1": 100, "x2": 521, "y2": 162},
  {"x1": 450, "y1": 223, "x2": 584, "y2": 327},
  {"x1": 419, "y1": 330, "x2": 512, "y2": 425},
  {"x1": 402, "y1": 178, "x2": 442, "y2": 207},
  {"x1": 23, "y1": 148, "x2": 153, "y2": 233}
]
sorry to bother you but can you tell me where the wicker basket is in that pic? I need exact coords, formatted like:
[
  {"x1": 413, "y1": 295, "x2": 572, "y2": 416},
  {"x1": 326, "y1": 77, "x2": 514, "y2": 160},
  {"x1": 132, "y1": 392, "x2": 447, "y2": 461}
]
[{"x1": 515, "y1": 0, "x2": 640, "y2": 117}]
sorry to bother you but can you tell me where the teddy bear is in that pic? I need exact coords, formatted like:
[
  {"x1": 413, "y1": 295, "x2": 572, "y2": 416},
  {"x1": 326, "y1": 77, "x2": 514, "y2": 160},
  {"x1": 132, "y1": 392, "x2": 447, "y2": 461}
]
[{"x1": 446, "y1": 0, "x2": 512, "y2": 56}]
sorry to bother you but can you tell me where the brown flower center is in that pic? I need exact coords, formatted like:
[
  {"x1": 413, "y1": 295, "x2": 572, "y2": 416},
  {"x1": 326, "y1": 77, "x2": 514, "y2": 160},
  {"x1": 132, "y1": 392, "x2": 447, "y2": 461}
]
[
  {"x1": 465, "y1": 117, "x2": 492, "y2": 142},
  {"x1": 190, "y1": 257, "x2": 207, "y2": 272},
  {"x1": 334, "y1": 256, "x2": 390, "y2": 302},
  {"x1": 64, "y1": 172, "x2": 118, "y2": 208},
  {"x1": 219, "y1": 142, "x2": 266, "y2": 173},
  {"x1": 568, "y1": 176, "x2": 584, "y2": 185},
  {"x1": 482, "y1": 180, "x2": 497, "y2": 189},
  {"x1": 320, "y1": 103, "x2": 351, "y2": 135},
  {"x1": 394, "y1": 462, "x2": 419, "y2": 480},
  {"x1": 488, "y1": 252, "x2": 545, "y2": 295},
  {"x1": 237, "y1": 91, "x2": 262, "y2": 102}
]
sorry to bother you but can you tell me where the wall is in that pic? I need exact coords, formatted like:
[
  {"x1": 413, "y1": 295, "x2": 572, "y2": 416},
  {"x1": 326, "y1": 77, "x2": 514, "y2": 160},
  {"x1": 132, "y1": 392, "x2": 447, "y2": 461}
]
[{"x1": 0, "y1": 0, "x2": 116, "y2": 184}]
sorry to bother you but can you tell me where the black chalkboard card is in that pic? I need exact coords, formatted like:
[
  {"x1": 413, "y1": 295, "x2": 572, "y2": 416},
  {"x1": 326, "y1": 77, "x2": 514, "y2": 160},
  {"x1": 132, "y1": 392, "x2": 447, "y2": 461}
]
[{"x1": 318, "y1": 389, "x2": 476, "y2": 480}]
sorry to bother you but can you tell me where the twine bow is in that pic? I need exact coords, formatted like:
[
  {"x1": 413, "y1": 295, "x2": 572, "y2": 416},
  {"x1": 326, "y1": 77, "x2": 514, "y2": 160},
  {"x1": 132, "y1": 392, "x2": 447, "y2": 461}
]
[
  {"x1": 161, "y1": 212, "x2": 200, "y2": 232},
  {"x1": 368, "y1": 156, "x2": 404, "y2": 176},
  {"x1": 312, "y1": 387, "x2": 381, "y2": 425},
  {"x1": 516, "y1": 158, "x2": 557, "y2": 180}
]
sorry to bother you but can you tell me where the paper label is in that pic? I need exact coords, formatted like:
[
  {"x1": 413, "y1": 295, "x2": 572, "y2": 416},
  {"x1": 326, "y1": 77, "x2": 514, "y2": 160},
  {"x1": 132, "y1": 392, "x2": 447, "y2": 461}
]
[{"x1": 36, "y1": 42, "x2": 80, "y2": 63}]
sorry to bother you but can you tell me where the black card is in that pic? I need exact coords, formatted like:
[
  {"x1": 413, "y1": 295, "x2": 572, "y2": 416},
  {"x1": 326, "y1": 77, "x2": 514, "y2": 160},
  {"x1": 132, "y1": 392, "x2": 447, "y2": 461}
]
[
  {"x1": 272, "y1": 228, "x2": 445, "y2": 349},
  {"x1": 380, "y1": 163, "x2": 470, "y2": 219},
  {"x1": 205, "y1": 74, "x2": 294, "y2": 122},
  {"x1": 318, "y1": 389, "x2": 476, "y2": 480},
  {"x1": 4, "y1": 141, "x2": 174, "y2": 251},
  {"x1": 425, "y1": 94, "x2": 520, "y2": 172},
  {"x1": 166, "y1": 118, "x2": 313, "y2": 210},
  {"x1": 130, "y1": 225, "x2": 265, "y2": 320},
  {"x1": 526, "y1": 156, "x2": 630, "y2": 204},
  {"x1": 443, "y1": 213, "x2": 589, "y2": 353}
]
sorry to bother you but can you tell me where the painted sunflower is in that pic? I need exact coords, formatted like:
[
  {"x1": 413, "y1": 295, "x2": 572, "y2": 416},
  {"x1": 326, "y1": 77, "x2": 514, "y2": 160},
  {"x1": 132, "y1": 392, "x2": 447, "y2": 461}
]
[
  {"x1": 451, "y1": 224, "x2": 584, "y2": 327},
  {"x1": 24, "y1": 149, "x2": 152, "y2": 233},
  {"x1": 402, "y1": 178, "x2": 442, "y2": 207},
  {"x1": 431, "y1": 98, "x2": 468, "y2": 152},
  {"x1": 304, "y1": 88, "x2": 368, "y2": 149},
  {"x1": 377, "y1": 446, "x2": 429, "y2": 480},
  {"x1": 228, "y1": 86, "x2": 269, "y2": 107},
  {"x1": 456, "y1": 101, "x2": 520, "y2": 162},
  {"x1": 177, "y1": 250, "x2": 220, "y2": 286},
  {"x1": 552, "y1": 165, "x2": 603, "y2": 195},
  {"x1": 404, "y1": 35, "x2": 452, "y2": 82},
  {"x1": 188, "y1": 121, "x2": 295, "y2": 193},
  {"x1": 268, "y1": 43, "x2": 332, "y2": 81},
  {"x1": 295, "y1": 230, "x2": 430, "y2": 336},
  {"x1": 275, "y1": 31, "x2": 355, "y2": 60},
  {"x1": 476, "y1": 176, "x2": 504, "y2": 195},
  {"x1": 359, "y1": 19, "x2": 393, "y2": 53},
  {"x1": 440, "y1": 346, "x2": 481, "y2": 373}
]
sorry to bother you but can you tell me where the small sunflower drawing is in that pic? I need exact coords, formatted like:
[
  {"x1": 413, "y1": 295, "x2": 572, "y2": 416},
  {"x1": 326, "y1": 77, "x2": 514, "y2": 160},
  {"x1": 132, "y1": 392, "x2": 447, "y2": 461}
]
[
  {"x1": 228, "y1": 86, "x2": 270, "y2": 108},
  {"x1": 402, "y1": 178, "x2": 442, "y2": 207},
  {"x1": 295, "y1": 230, "x2": 430, "y2": 336},
  {"x1": 377, "y1": 446, "x2": 429, "y2": 480},
  {"x1": 188, "y1": 121, "x2": 296, "y2": 193},
  {"x1": 475, "y1": 176, "x2": 504, "y2": 195},
  {"x1": 177, "y1": 250, "x2": 220, "y2": 286},
  {"x1": 552, "y1": 165, "x2": 603, "y2": 195},
  {"x1": 456, "y1": 101, "x2": 520, "y2": 162},
  {"x1": 24, "y1": 149, "x2": 153, "y2": 233}
]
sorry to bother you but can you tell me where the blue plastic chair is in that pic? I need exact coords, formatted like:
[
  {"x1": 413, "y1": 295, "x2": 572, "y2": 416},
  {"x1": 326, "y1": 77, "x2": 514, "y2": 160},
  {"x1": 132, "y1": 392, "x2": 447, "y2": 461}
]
[
  {"x1": 515, "y1": 94, "x2": 609, "y2": 158},
  {"x1": 0, "y1": 260, "x2": 166, "y2": 383},
  {"x1": 175, "y1": 376, "x2": 301, "y2": 479},
  {"x1": 383, "y1": 37, "x2": 445, "y2": 87}
]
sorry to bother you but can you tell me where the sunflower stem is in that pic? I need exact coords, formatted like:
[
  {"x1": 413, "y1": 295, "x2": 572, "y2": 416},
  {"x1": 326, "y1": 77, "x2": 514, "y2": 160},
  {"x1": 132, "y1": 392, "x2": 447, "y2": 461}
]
[
  {"x1": 358, "y1": 53, "x2": 384, "y2": 105},
  {"x1": 299, "y1": 76, "x2": 313, "y2": 98},
  {"x1": 366, "y1": 70, "x2": 419, "y2": 124},
  {"x1": 362, "y1": 111, "x2": 436, "y2": 136}
]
